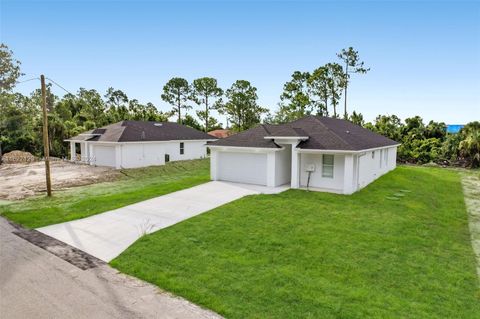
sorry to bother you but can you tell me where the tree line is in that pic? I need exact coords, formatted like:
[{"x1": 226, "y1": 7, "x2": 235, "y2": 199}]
[
  {"x1": 358, "y1": 114, "x2": 479, "y2": 168},
  {"x1": 269, "y1": 47, "x2": 368, "y2": 122},
  {"x1": 1, "y1": 43, "x2": 478, "y2": 167},
  {"x1": 161, "y1": 77, "x2": 268, "y2": 132}
]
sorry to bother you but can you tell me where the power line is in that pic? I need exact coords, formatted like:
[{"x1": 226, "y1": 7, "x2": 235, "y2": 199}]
[
  {"x1": 15, "y1": 77, "x2": 40, "y2": 84},
  {"x1": 16, "y1": 75, "x2": 73, "y2": 95},
  {"x1": 45, "y1": 77, "x2": 73, "y2": 95}
]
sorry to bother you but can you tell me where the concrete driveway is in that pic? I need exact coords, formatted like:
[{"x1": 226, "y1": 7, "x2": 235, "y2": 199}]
[{"x1": 38, "y1": 181, "x2": 287, "y2": 262}]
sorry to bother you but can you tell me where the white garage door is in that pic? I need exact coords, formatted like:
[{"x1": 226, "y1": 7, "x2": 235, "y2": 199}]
[
  {"x1": 217, "y1": 152, "x2": 267, "y2": 185},
  {"x1": 93, "y1": 145, "x2": 116, "y2": 168}
]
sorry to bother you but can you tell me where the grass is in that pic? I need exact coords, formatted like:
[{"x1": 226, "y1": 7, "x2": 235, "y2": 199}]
[
  {"x1": 0, "y1": 159, "x2": 209, "y2": 228},
  {"x1": 111, "y1": 166, "x2": 480, "y2": 319}
]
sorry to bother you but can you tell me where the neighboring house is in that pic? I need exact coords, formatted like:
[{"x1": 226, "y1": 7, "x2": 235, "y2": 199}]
[
  {"x1": 66, "y1": 121, "x2": 216, "y2": 169},
  {"x1": 208, "y1": 129, "x2": 233, "y2": 139},
  {"x1": 207, "y1": 116, "x2": 400, "y2": 194}
]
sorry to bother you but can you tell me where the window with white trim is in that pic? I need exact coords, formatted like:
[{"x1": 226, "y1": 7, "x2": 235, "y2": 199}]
[
  {"x1": 180, "y1": 142, "x2": 184, "y2": 155},
  {"x1": 322, "y1": 154, "x2": 334, "y2": 178}
]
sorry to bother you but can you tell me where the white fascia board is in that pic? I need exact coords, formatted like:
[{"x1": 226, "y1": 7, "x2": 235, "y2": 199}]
[
  {"x1": 296, "y1": 149, "x2": 357, "y2": 155},
  {"x1": 352, "y1": 144, "x2": 401, "y2": 153},
  {"x1": 69, "y1": 139, "x2": 216, "y2": 145},
  {"x1": 117, "y1": 139, "x2": 216, "y2": 144},
  {"x1": 207, "y1": 145, "x2": 283, "y2": 153},
  {"x1": 64, "y1": 139, "x2": 89, "y2": 142},
  {"x1": 296, "y1": 144, "x2": 401, "y2": 155}
]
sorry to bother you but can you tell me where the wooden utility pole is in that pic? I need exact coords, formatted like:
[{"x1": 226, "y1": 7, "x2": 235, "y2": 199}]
[{"x1": 41, "y1": 75, "x2": 52, "y2": 196}]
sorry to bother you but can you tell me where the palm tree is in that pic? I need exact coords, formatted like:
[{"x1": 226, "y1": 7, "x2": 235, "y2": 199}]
[{"x1": 349, "y1": 111, "x2": 364, "y2": 126}]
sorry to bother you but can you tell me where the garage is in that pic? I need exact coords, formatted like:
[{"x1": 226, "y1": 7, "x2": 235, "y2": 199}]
[
  {"x1": 92, "y1": 145, "x2": 116, "y2": 168},
  {"x1": 216, "y1": 151, "x2": 267, "y2": 185}
]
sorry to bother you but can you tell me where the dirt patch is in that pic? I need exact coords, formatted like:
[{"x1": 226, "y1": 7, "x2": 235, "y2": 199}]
[
  {"x1": 461, "y1": 171, "x2": 480, "y2": 282},
  {"x1": 0, "y1": 161, "x2": 121, "y2": 200}
]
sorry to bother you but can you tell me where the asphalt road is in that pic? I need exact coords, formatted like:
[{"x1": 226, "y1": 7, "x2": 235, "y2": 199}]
[{"x1": 0, "y1": 217, "x2": 222, "y2": 319}]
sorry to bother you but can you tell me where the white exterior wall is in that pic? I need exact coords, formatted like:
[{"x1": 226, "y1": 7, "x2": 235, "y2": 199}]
[
  {"x1": 355, "y1": 146, "x2": 397, "y2": 191},
  {"x1": 343, "y1": 154, "x2": 355, "y2": 194},
  {"x1": 387, "y1": 147, "x2": 397, "y2": 170},
  {"x1": 299, "y1": 153, "x2": 345, "y2": 193},
  {"x1": 89, "y1": 140, "x2": 208, "y2": 169},
  {"x1": 120, "y1": 144, "x2": 165, "y2": 168},
  {"x1": 274, "y1": 145, "x2": 291, "y2": 186},
  {"x1": 162, "y1": 140, "x2": 207, "y2": 162}
]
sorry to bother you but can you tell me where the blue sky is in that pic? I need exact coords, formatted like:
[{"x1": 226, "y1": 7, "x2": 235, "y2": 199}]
[{"x1": 1, "y1": 0, "x2": 479, "y2": 125}]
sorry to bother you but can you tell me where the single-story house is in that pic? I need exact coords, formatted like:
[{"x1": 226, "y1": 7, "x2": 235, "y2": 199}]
[
  {"x1": 207, "y1": 116, "x2": 400, "y2": 194},
  {"x1": 66, "y1": 121, "x2": 216, "y2": 169}
]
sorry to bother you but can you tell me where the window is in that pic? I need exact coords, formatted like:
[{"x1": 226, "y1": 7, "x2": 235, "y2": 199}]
[
  {"x1": 180, "y1": 142, "x2": 184, "y2": 155},
  {"x1": 322, "y1": 154, "x2": 334, "y2": 178},
  {"x1": 165, "y1": 154, "x2": 170, "y2": 163}
]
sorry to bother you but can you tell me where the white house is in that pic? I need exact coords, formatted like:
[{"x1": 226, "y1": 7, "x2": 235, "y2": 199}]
[
  {"x1": 207, "y1": 116, "x2": 400, "y2": 194},
  {"x1": 66, "y1": 121, "x2": 216, "y2": 169}
]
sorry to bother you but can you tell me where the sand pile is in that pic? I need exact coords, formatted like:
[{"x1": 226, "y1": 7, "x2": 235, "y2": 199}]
[{"x1": 2, "y1": 151, "x2": 37, "y2": 164}]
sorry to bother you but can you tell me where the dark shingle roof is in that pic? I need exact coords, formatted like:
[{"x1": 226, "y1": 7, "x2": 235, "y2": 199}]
[
  {"x1": 208, "y1": 116, "x2": 399, "y2": 151},
  {"x1": 207, "y1": 125, "x2": 281, "y2": 148},
  {"x1": 68, "y1": 121, "x2": 216, "y2": 142}
]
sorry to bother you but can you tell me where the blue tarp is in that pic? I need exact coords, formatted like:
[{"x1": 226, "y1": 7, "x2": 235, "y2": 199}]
[{"x1": 446, "y1": 125, "x2": 464, "y2": 134}]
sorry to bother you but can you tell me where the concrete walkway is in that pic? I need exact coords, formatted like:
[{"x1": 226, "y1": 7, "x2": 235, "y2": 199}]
[
  {"x1": 0, "y1": 217, "x2": 222, "y2": 319},
  {"x1": 38, "y1": 181, "x2": 288, "y2": 262}
]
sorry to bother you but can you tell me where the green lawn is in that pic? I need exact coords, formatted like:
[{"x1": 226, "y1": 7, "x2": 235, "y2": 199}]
[
  {"x1": 111, "y1": 166, "x2": 480, "y2": 319},
  {"x1": 0, "y1": 159, "x2": 209, "y2": 228}
]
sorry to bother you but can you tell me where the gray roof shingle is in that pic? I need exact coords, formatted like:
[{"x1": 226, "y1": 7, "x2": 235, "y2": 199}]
[
  {"x1": 68, "y1": 121, "x2": 216, "y2": 142},
  {"x1": 207, "y1": 125, "x2": 281, "y2": 148},
  {"x1": 208, "y1": 116, "x2": 399, "y2": 151}
]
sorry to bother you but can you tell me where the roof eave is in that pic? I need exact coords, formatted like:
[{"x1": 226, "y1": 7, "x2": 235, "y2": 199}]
[
  {"x1": 296, "y1": 143, "x2": 401, "y2": 154},
  {"x1": 207, "y1": 145, "x2": 283, "y2": 152}
]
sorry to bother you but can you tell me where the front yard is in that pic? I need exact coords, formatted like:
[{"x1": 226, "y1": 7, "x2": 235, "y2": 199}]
[
  {"x1": 0, "y1": 159, "x2": 210, "y2": 228},
  {"x1": 111, "y1": 166, "x2": 480, "y2": 318}
]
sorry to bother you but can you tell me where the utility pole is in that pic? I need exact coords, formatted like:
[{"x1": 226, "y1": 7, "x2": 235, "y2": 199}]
[
  {"x1": 344, "y1": 60, "x2": 349, "y2": 120},
  {"x1": 41, "y1": 75, "x2": 52, "y2": 196}
]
